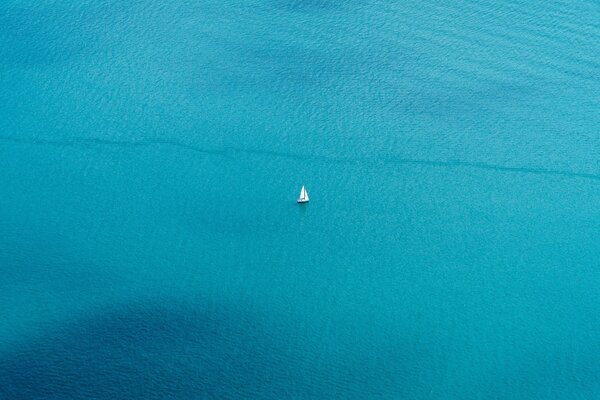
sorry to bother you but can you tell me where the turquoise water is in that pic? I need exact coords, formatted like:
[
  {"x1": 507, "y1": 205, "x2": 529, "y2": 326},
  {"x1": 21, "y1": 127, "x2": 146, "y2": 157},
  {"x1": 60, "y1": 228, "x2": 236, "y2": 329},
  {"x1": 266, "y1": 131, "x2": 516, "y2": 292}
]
[{"x1": 1, "y1": 1, "x2": 600, "y2": 398}]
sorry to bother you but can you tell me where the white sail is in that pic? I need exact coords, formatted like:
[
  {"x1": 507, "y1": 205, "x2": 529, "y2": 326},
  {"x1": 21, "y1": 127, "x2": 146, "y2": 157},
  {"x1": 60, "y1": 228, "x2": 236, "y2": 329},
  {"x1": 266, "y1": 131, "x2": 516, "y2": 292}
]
[{"x1": 298, "y1": 185, "x2": 309, "y2": 203}]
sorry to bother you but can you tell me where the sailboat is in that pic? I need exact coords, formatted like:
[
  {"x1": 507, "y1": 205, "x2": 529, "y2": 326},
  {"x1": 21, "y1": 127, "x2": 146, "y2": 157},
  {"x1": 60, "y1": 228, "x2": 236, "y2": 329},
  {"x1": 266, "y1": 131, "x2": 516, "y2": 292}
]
[{"x1": 297, "y1": 185, "x2": 309, "y2": 203}]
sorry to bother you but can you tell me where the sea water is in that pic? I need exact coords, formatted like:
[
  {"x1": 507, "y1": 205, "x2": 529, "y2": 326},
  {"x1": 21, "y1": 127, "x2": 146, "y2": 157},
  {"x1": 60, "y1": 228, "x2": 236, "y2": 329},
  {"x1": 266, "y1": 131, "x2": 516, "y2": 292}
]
[{"x1": 1, "y1": 1, "x2": 599, "y2": 398}]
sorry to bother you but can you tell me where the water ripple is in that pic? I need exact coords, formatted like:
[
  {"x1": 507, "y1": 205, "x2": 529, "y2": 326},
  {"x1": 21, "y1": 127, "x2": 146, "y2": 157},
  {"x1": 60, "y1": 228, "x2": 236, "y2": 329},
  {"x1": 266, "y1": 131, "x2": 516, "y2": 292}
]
[{"x1": 2, "y1": 134, "x2": 600, "y2": 182}]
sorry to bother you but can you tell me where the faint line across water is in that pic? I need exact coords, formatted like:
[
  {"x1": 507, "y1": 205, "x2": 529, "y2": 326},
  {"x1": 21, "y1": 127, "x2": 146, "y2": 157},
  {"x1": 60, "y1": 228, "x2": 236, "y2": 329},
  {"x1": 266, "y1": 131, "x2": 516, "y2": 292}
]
[{"x1": 2, "y1": 135, "x2": 600, "y2": 182}]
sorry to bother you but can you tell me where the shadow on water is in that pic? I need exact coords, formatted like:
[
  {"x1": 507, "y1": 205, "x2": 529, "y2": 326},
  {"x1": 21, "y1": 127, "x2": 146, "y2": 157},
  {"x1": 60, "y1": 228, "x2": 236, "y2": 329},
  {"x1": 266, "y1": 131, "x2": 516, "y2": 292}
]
[
  {"x1": 296, "y1": 202, "x2": 309, "y2": 216},
  {"x1": 0, "y1": 299, "x2": 433, "y2": 399},
  {"x1": 0, "y1": 301, "x2": 286, "y2": 399}
]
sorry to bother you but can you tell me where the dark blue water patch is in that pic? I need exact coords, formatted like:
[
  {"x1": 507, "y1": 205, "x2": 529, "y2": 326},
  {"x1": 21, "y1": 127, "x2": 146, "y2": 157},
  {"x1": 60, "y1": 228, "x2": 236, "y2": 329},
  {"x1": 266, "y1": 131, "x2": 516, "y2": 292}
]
[
  {"x1": 0, "y1": 1, "x2": 158, "y2": 66},
  {"x1": 0, "y1": 300, "x2": 438, "y2": 399},
  {"x1": 0, "y1": 5, "x2": 96, "y2": 65},
  {"x1": 0, "y1": 301, "x2": 279, "y2": 399}
]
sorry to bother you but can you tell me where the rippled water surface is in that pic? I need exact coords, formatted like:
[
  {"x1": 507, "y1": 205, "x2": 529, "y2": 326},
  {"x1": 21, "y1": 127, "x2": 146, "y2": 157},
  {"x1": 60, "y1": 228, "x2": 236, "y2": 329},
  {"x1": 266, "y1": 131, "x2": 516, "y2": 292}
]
[{"x1": 1, "y1": 1, "x2": 599, "y2": 398}]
